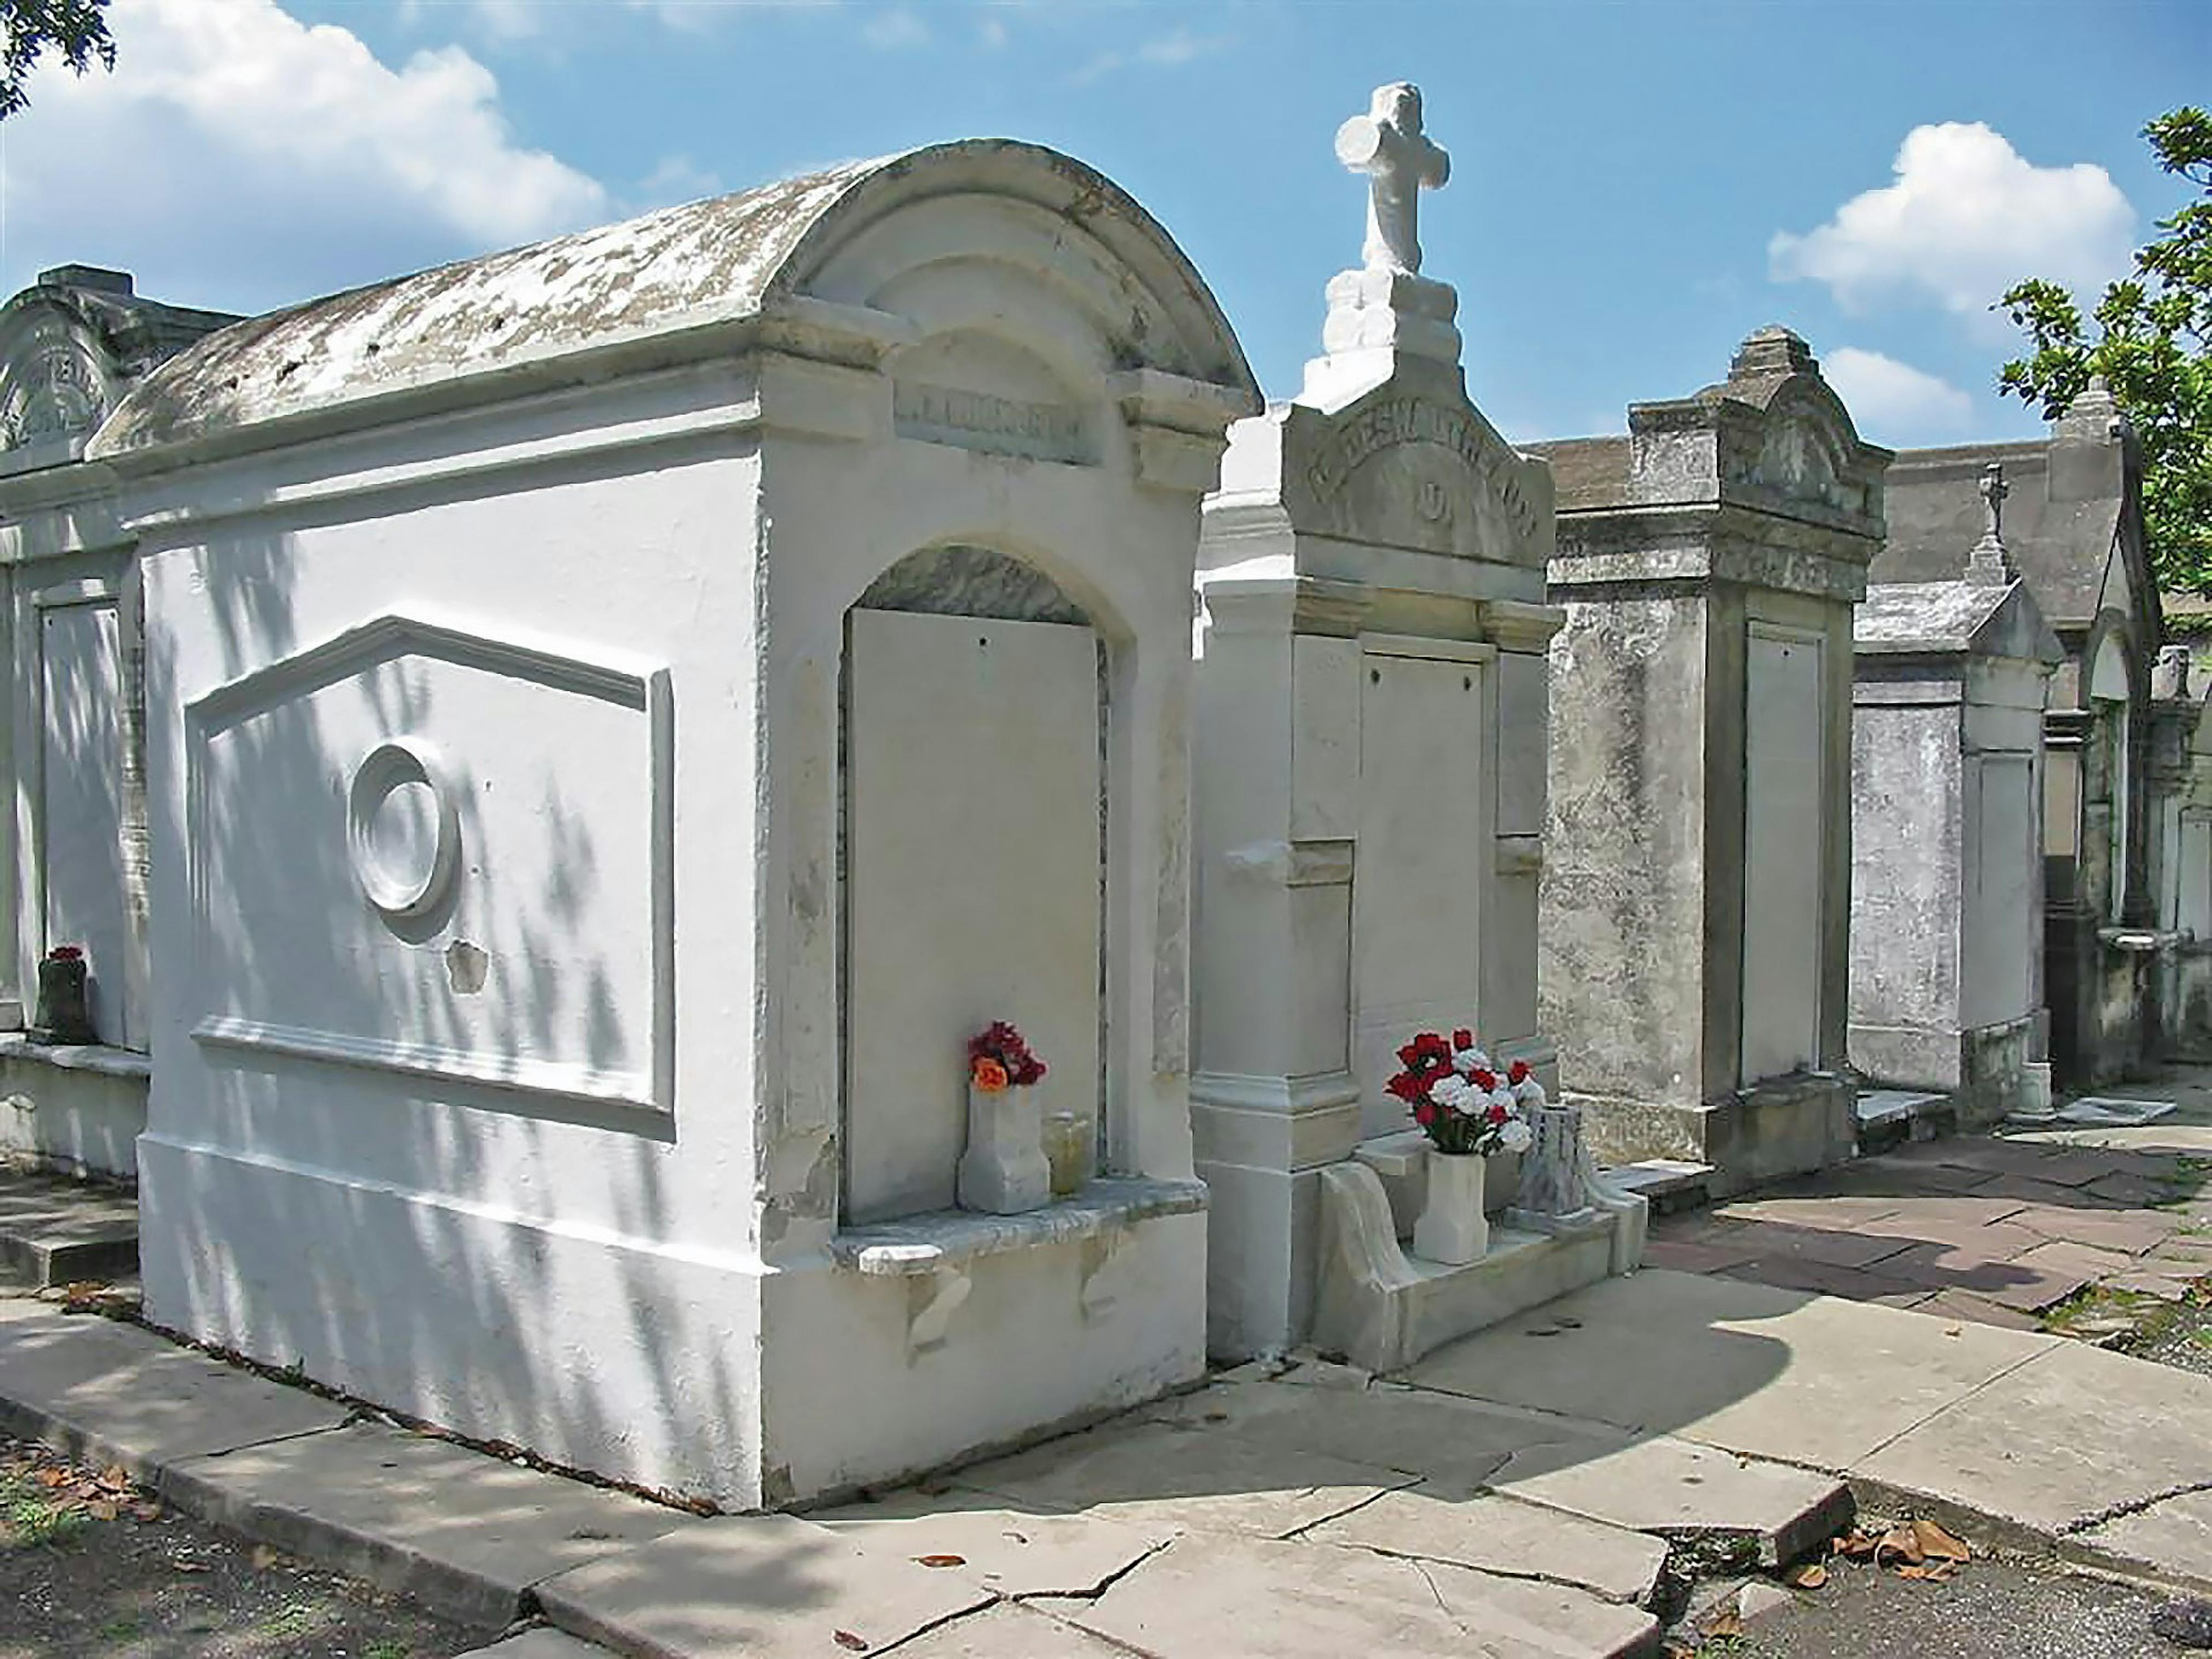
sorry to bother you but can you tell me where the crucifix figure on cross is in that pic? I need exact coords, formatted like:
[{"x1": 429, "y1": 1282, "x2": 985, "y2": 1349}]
[
  {"x1": 1978, "y1": 459, "x2": 2009, "y2": 544},
  {"x1": 1335, "y1": 83, "x2": 1450, "y2": 276}
]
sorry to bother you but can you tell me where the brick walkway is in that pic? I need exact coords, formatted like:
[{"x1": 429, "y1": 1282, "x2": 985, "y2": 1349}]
[{"x1": 1647, "y1": 1130, "x2": 2212, "y2": 1333}]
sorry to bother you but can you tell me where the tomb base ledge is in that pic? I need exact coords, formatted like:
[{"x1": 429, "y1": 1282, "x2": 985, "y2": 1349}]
[
  {"x1": 1571, "y1": 1072, "x2": 1854, "y2": 1201},
  {"x1": 0, "y1": 1035, "x2": 149, "y2": 1181}
]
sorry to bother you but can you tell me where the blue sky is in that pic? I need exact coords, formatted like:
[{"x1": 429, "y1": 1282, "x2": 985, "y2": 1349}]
[{"x1": 5, "y1": 0, "x2": 2205, "y2": 447}]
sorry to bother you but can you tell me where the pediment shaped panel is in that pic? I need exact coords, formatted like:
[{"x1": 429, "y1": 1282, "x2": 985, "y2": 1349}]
[
  {"x1": 0, "y1": 304, "x2": 116, "y2": 461},
  {"x1": 184, "y1": 615, "x2": 672, "y2": 1119}
]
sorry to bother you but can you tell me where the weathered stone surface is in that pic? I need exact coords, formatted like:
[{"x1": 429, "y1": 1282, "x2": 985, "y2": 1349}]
[
  {"x1": 1857, "y1": 1340, "x2": 2212, "y2": 1540},
  {"x1": 2070, "y1": 1486, "x2": 2212, "y2": 1593},
  {"x1": 1304, "y1": 1484, "x2": 1669, "y2": 1603},
  {"x1": 0, "y1": 1307, "x2": 349, "y2": 1477},
  {"x1": 813, "y1": 1487, "x2": 1171, "y2": 1597},
  {"x1": 161, "y1": 1422, "x2": 698, "y2": 1628},
  {"x1": 1064, "y1": 1533, "x2": 1660, "y2": 1658},
  {"x1": 889, "y1": 1602, "x2": 1134, "y2": 1657},
  {"x1": 951, "y1": 1419, "x2": 1412, "y2": 1539},
  {"x1": 1404, "y1": 1269, "x2": 2055, "y2": 1468},
  {"x1": 453, "y1": 1630, "x2": 610, "y2": 1659},
  {"x1": 1481, "y1": 1431, "x2": 1852, "y2": 1568},
  {"x1": 535, "y1": 1514, "x2": 994, "y2": 1659}
]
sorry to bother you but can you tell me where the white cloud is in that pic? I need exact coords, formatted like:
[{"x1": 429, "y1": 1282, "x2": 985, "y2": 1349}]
[
  {"x1": 1823, "y1": 347, "x2": 1976, "y2": 442},
  {"x1": 861, "y1": 7, "x2": 929, "y2": 49},
  {"x1": 633, "y1": 153, "x2": 724, "y2": 209},
  {"x1": 1, "y1": 0, "x2": 608, "y2": 313},
  {"x1": 1771, "y1": 123, "x2": 2135, "y2": 322},
  {"x1": 1074, "y1": 25, "x2": 1231, "y2": 84}
]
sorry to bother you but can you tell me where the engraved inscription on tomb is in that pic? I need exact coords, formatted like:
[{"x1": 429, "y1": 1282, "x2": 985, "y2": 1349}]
[
  {"x1": 1305, "y1": 396, "x2": 1535, "y2": 539},
  {"x1": 1, "y1": 343, "x2": 105, "y2": 451},
  {"x1": 894, "y1": 380, "x2": 1092, "y2": 465}
]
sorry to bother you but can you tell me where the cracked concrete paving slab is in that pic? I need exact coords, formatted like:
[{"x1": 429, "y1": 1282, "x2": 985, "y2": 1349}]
[
  {"x1": 535, "y1": 1512, "x2": 994, "y2": 1659},
  {"x1": 1480, "y1": 1431, "x2": 1853, "y2": 1568},
  {"x1": 1058, "y1": 1533, "x2": 1661, "y2": 1658},
  {"x1": 159, "y1": 1420, "x2": 699, "y2": 1628},
  {"x1": 2066, "y1": 1485, "x2": 2212, "y2": 1592},
  {"x1": 0, "y1": 1305, "x2": 349, "y2": 1476},
  {"x1": 949, "y1": 1417, "x2": 1417, "y2": 1540},
  {"x1": 811, "y1": 1485, "x2": 1172, "y2": 1598},
  {"x1": 1140, "y1": 1375, "x2": 1603, "y2": 1490},
  {"x1": 1856, "y1": 1340, "x2": 2212, "y2": 1547},
  {"x1": 1403, "y1": 1269, "x2": 2057, "y2": 1468},
  {"x1": 456, "y1": 1631, "x2": 615, "y2": 1659},
  {"x1": 879, "y1": 1601, "x2": 1134, "y2": 1657},
  {"x1": 1301, "y1": 1484, "x2": 1670, "y2": 1604}
]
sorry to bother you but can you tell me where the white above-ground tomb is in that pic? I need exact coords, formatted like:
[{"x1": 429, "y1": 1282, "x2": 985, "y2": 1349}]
[{"x1": 94, "y1": 142, "x2": 1257, "y2": 1508}]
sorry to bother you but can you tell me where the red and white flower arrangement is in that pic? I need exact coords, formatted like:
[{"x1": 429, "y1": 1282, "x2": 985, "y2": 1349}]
[
  {"x1": 968, "y1": 1021, "x2": 1047, "y2": 1094},
  {"x1": 1386, "y1": 1028, "x2": 1539, "y2": 1156}
]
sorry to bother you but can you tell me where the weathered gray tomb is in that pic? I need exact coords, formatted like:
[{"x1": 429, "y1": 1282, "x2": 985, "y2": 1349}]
[
  {"x1": 0, "y1": 266, "x2": 234, "y2": 1175},
  {"x1": 1193, "y1": 84, "x2": 1643, "y2": 1370},
  {"x1": 1534, "y1": 329, "x2": 1889, "y2": 1195},
  {"x1": 1850, "y1": 463, "x2": 2063, "y2": 1128}
]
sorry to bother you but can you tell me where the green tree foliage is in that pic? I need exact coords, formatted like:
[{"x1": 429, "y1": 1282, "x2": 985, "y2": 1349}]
[
  {"x1": 1, "y1": 0, "x2": 113, "y2": 120},
  {"x1": 1999, "y1": 109, "x2": 2212, "y2": 596}
]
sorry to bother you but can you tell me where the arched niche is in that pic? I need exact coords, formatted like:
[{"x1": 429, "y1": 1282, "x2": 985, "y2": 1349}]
[{"x1": 839, "y1": 545, "x2": 1108, "y2": 1224}]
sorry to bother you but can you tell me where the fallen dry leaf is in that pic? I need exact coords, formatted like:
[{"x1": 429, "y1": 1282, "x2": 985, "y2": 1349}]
[
  {"x1": 1912, "y1": 1518, "x2": 1972, "y2": 1562},
  {"x1": 1707, "y1": 1606, "x2": 1743, "y2": 1638},
  {"x1": 34, "y1": 1468, "x2": 70, "y2": 1489},
  {"x1": 913, "y1": 1554, "x2": 965, "y2": 1568},
  {"x1": 1785, "y1": 1562, "x2": 1829, "y2": 1589},
  {"x1": 131, "y1": 1503, "x2": 162, "y2": 1522},
  {"x1": 250, "y1": 1544, "x2": 280, "y2": 1570},
  {"x1": 1874, "y1": 1524, "x2": 1925, "y2": 1567},
  {"x1": 98, "y1": 1465, "x2": 131, "y2": 1491},
  {"x1": 87, "y1": 1501, "x2": 118, "y2": 1522},
  {"x1": 833, "y1": 1632, "x2": 868, "y2": 1652}
]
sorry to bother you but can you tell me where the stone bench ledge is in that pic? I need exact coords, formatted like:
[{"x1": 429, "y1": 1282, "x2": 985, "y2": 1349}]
[
  {"x1": 830, "y1": 1178, "x2": 1208, "y2": 1277},
  {"x1": 0, "y1": 1032, "x2": 152, "y2": 1081}
]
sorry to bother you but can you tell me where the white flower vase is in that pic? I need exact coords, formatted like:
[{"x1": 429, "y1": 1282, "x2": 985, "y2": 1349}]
[
  {"x1": 958, "y1": 1081, "x2": 1052, "y2": 1215},
  {"x1": 1413, "y1": 1149, "x2": 1489, "y2": 1265}
]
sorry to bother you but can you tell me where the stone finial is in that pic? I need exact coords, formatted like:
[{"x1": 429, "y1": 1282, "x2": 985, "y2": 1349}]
[
  {"x1": 1965, "y1": 459, "x2": 2015, "y2": 585},
  {"x1": 2058, "y1": 373, "x2": 2125, "y2": 441},
  {"x1": 1334, "y1": 83, "x2": 1449, "y2": 275},
  {"x1": 1727, "y1": 326, "x2": 1818, "y2": 385},
  {"x1": 35, "y1": 264, "x2": 133, "y2": 297}
]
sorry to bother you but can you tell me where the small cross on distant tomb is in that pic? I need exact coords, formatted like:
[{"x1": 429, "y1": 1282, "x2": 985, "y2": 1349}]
[
  {"x1": 1335, "y1": 83, "x2": 1450, "y2": 275},
  {"x1": 1966, "y1": 459, "x2": 2015, "y2": 584}
]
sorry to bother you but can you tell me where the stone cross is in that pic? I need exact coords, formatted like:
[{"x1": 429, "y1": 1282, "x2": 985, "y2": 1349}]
[
  {"x1": 1966, "y1": 459, "x2": 2015, "y2": 585},
  {"x1": 1335, "y1": 83, "x2": 1449, "y2": 275}
]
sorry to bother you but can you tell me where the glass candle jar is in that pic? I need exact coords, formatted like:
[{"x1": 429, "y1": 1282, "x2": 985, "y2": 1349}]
[{"x1": 1044, "y1": 1111, "x2": 1090, "y2": 1197}]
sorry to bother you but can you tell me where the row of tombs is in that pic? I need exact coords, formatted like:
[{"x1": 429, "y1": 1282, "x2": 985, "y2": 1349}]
[{"x1": 0, "y1": 92, "x2": 2207, "y2": 1510}]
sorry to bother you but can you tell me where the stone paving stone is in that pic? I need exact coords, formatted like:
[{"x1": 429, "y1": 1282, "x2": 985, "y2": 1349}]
[
  {"x1": 1890, "y1": 1141, "x2": 2125, "y2": 1186},
  {"x1": 2008, "y1": 1205, "x2": 2180, "y2": 1256},
  {"x1": 1301, "y1": 1484, "x2": 1670, "y2": 1604},
  {"x1": 0, "y1": 1305, "x2": 348, "y2": 1476},
  {"x1": 1641, "y1": 1237, "x2": 1763, "y2": 1275},
  {"x1": 813, "y1": 1487, "x2": 1171, "y2": 1598},
  {"x1": 951, "y1": 1418, "x2": 1415, "y2": 1540},
  {"x1": 2103, "y1": 1269, "x2": 2199, "y2": 1299},
  {"x1": 454, "y1": 1631, "x2": 610, "y2": 1659},
  {"x1": 535, "y1": 1513, "x2": 994, "y2": 1659},
  {"x1": 2083, "y1": 1170, "x2": 2187, "y2": 1207},
  {"x1": 1857, "y1": 1340, "x2": 2212, "y2": 1540},
  {"x1": 1696, "y1": 1219, "x2": 1919, "y2": 1270},
  {"x1": 891, "y1": 1602, "x2": 1133, "y2": 1657},
  {"x1": 1802, "y1": 1160, "x2": 2003, "y2": 1199},
  {"x1": 1910, "y1": 1289, "x2": 2046, "y2": 1332},
  {"x1": 1858, "y1": 1243, "x2": 2085, "y2": 1310},
  {"x1": 1707, "y1": 1194, "x2": 1907, "y2": 1229},
  {"x1": 2008, "y1": 1238, "x2": 2139, "y2": 1280},
  {"x1": 160, "y1": 1420, "x2": 699, "y2": 1628},
  {"x1": 1061, "y1": 1533, "x2": 1660, "y2": 1659},
  {"x1": 1139, "y1": 1376, "x2": 1593, "y2": 1492},
  {"x1": 1850, "y1": 1213, "x2": 2046, "y2": 1256},
  {"x1": 1479, "y1": 1431, "x2": 1853, "y2": 1568},
  {"x1": 1973, "y1": 1174, "x2": 2134, "y2": 1211},
  {"x1": 2070, "y1": 1485, "x2": 2212, "y2": 1594},
  {"x1": 1716, "y1": 1258, "x2": 1925, "y2": 1305},
  {"x1": 1405, "y1": 1269, "x2": 2057, "y2": 1470}
]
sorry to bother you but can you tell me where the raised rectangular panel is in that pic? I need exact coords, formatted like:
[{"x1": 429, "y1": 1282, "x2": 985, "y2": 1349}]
[
  {"x1": 1352, "y1": 652, "x2": 1484, "y2": 1138},
  {"x1": 39, "y1": 599, "x2": 125, "y2": 1039},
  {"x1": 1291, "y1": 635, "x2": 1360, "y2": 842},
  {"x1": 1494, "y1": 652, "x2": 1548, "y2": 838},
  {"x1": 185, "y1": 615, "x2": 672, "y2": 1115},
  {"x1": 1966, "y1": 756, "x2": 2036, "y2": 1030},
  {"x1": 1741, "y1": 628, "x2": 1823, "y2": 1085},
  {"x1": 844, "y1": 608, "x2": 1101, "y2": 1224},
  {"x1": 2182, "y1": 816, "x2": 2212, "y2": 939}
]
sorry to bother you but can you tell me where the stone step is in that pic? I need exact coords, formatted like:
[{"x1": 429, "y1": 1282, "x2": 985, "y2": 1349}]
[
  {"x1": 1853, "y1": 1088, "x2": 1954, "y2": 1156},
  {"x1": 0, "y1": 1163, "x2": 138, "y2": 1289},
  {"x1": 1603, "y1": 1160, "x2": 1716, "y2": 1215}
]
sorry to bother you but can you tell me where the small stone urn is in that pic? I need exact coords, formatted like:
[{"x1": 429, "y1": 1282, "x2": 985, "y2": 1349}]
[
  {"x1": 1413, "y1": 1150, "x2": 1489, "y2": 1265},
  {"x1": 29, "y1": 947, "x2": 95, "y2": 1046},
  {"x1": 957, "y1": 1079, "x2": 1052, "y2": 1215}
]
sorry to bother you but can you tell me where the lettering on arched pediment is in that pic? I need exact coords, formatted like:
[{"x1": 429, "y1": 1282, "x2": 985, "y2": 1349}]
[
  {"x1": 1, "y1": 336, "x2": 107, "y2": 452},
  {"x1": 1735, "y1": 408, "x2": 1866, "y2": 517},
  {"x1": 1303, "y1": 395, "x2": 1539, "y2": 544}
]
